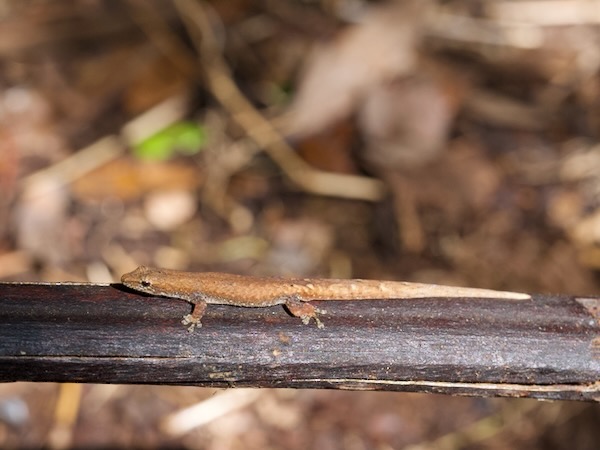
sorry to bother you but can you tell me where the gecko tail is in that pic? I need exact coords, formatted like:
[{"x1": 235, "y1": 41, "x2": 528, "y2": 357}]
[{"x1": 395, "y1": 283, "x2": 531, "y2": 300}]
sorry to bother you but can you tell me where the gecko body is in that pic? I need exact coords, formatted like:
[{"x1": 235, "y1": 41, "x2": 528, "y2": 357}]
[{"x1": 121, "y1": 266, "x2": 531, "y2": 331}]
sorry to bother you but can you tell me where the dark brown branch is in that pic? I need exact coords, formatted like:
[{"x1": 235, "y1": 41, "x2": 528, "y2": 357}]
[{"x1": 0, "y1": 282, "x2": 599, "y2": 401}]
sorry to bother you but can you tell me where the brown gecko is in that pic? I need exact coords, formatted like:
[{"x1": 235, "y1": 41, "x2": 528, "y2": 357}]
[{"x1": 121, "y1": 266, "x2": 531, "y2": 331}]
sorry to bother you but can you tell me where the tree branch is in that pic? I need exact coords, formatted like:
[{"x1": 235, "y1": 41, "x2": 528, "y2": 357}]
[{"x1": 0, "y1": 282, "x2": 598, "y2": 401}]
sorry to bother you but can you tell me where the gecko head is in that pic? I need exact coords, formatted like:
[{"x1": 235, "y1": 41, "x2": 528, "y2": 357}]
[{"x1": 121, "y1": 266, "x2": 160, "y2": 294}]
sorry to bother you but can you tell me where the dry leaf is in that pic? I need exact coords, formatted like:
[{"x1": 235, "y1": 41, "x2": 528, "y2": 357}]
[
  {"x1": 359, "y1": 74, "x2": 458, "y2": 170},
  {"x1": 287, "y1": 1, "x2": 431, "y2": 137}
]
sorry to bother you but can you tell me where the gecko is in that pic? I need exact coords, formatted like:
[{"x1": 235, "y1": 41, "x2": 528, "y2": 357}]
[{"x1": 121, "y1": 266, "x2": 531, "y2": 331}]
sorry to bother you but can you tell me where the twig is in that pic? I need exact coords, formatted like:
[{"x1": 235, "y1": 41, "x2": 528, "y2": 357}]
[
  {"x1": 1, "y1": 282, "x2": 599, "y2": 401},
  {"x1": 174, "y1": 0, "x2": 386, "y2": 202},
  {"x1": 20, "y1": 94, "x2": 189, "y2": 195}
]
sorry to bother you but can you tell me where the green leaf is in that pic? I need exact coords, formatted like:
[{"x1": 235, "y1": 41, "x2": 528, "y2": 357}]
[{"x1": 133, "y1": 121, "x2": 207, "y2": 161}]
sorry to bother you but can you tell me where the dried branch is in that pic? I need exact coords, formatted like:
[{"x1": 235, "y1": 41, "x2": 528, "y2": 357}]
[{"x1": 1, "y1": 282, "x2": 598, "y2": 401}]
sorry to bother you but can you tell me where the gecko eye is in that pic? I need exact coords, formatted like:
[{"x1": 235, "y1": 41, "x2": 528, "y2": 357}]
[{"x1": 141, "y1": 280, "x2": 152, "y2": 287}]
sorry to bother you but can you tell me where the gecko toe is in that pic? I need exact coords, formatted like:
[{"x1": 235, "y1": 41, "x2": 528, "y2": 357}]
[{"x1": 182, "y1": 314, "x2": 202, "y2": 332}]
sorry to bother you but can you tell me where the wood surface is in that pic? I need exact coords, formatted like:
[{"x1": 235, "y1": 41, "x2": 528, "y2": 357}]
[{"x1": 0, "y1": 282, "x2": 599, "y2": 401}]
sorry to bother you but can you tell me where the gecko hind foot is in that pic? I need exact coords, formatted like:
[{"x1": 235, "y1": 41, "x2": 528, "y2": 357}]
[
  {"x1": 300, "y1": 308, "x2": 326, "y2": 329},
  {"x1": 285, "y1": 295, "x2": 327, "y2": 328}
]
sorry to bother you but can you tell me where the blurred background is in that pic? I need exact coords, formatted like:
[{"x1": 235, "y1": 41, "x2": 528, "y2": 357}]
[{"x1": 1, "y1": 0, "x2": 600, "y2": 448}]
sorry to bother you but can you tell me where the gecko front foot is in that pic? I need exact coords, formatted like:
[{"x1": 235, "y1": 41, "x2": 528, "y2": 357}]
[
  {"x1": 181, "y1": 301, "x2": 207, "y2": 332},
  {"x1": 182, "y1": 314, "x2": 202, "y2": 332},
  {"x1": 285, "y1": 296, "x2": 327, "y2": 328}
]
